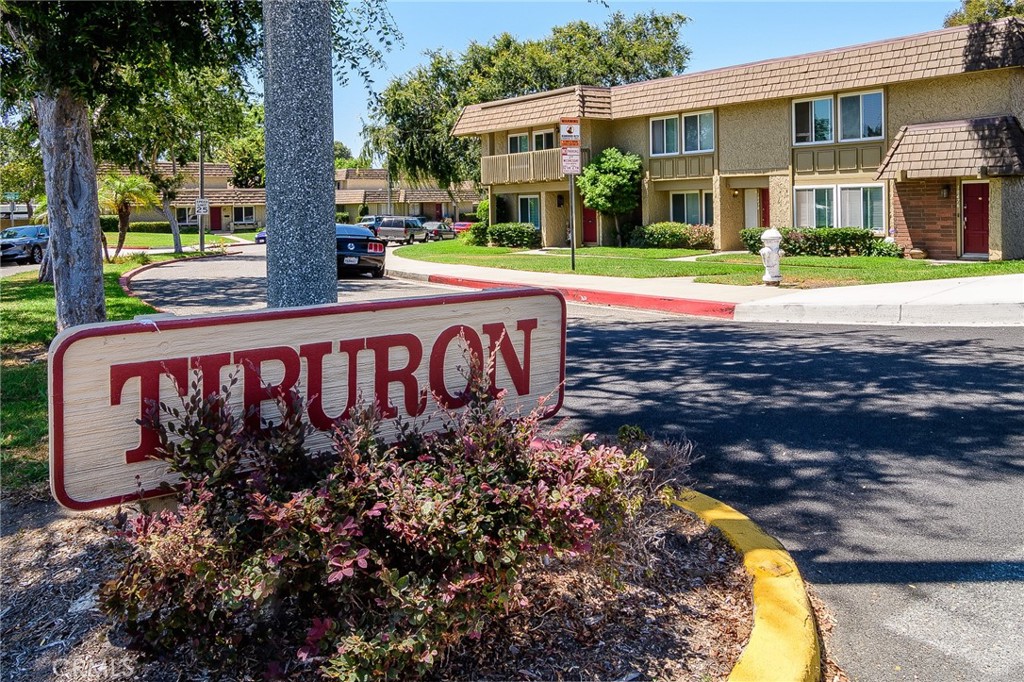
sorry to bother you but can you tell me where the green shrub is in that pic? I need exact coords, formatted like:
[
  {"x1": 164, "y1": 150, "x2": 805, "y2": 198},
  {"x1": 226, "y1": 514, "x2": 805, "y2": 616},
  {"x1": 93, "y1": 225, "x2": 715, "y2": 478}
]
[
  {"x1": 488, "y1": 222, "x2": 541, "y2": 249},
  {"x1": 475, "y1": 199, "x2": 489, "y2": 225},
  {"x1": 358, "y1": 204, "x2": 370, "y2": 217},
  {"x1": 466, "y1": 221, "x2": 490, "y2": 246},
  {"x1": 739, "y1": 227, "x2": 890, "y2": 257},
  {"x1": 863, "y1": 238, "x2": 904, "y2": 258},
  {"x1": 335, "y1": 212, "x2": 350, "y2": 223},
  {"x1": 619, "y1": 221, "x2": 640, "y2": 246},
  {"x1": 99, "y1": 373, "x2": 643, "y2": 681},
  {"x1": 100, "y1": 215, "x2": 119, "y2": 231},
  {"x1": 629, "y1": 222, "x2": 714, "y2": 249}
]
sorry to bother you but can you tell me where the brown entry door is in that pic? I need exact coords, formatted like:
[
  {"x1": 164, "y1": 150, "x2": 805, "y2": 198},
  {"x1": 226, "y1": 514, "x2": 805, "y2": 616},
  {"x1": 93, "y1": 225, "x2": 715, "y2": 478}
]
[
  {"x1": 582, "y1": 208, "x2": 598, "y2": 243},
  {"x1": 210, "y1": 207, "x2": 222, "y2": 231},
  {"x1": 963, "y1": 183, "x2": 989, "y2": 255}
]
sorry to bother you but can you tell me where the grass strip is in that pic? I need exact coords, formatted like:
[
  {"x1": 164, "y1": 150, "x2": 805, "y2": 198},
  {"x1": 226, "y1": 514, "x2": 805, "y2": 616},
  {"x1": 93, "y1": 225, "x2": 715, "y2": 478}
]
[
  {"x1": 398, "y1": 240, "x2": 1024, "y2": 286},
  {"x1": 0, "y1": 253, "x2": 208, "y2": 490}
]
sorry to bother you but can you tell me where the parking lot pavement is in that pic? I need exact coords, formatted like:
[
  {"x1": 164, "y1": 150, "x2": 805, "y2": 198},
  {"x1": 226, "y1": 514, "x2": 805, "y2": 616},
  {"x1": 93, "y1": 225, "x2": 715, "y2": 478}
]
[
  {"x1": 126, "y1": 246, "x2": 460, "y2": 316},
  {"x1": 0, "y1": 261, "x2": 41, "y2": 278}
]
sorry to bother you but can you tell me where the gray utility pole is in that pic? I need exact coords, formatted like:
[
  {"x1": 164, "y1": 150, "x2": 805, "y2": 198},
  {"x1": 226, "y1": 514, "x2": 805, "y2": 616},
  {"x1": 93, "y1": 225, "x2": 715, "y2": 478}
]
[
  {"x1": 263, "y1": 0, "x2": 337, "y2": 308},
  {"x1": 199, "y1": 129, "x2": 205, "y2": 253}
]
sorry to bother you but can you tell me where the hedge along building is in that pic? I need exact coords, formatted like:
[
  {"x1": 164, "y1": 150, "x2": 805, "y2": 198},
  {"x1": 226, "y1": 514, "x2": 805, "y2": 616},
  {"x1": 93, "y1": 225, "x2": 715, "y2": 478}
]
[{"x1": 452, "y1": 18, "x2": 1024, "y2": 260}]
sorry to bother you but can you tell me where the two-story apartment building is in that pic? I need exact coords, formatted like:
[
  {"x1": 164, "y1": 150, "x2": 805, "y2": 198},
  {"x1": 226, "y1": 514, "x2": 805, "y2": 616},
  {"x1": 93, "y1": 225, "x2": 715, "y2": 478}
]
[
  {"x1": 453, "y1": 18, "x2": 1024, "y2": 260},
  {"x1": 119, "y1": 165, "x2": 481, "y2": 230},
  {"x1": 333, "y1": 168, "x2": 481, "y2": 220}
]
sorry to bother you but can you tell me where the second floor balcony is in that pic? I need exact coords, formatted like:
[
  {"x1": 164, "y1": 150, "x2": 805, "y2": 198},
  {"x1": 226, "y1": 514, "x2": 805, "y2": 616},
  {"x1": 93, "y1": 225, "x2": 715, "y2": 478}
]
[{"x1": 481, "y1": 148, "x2": 591, "y2": 185}]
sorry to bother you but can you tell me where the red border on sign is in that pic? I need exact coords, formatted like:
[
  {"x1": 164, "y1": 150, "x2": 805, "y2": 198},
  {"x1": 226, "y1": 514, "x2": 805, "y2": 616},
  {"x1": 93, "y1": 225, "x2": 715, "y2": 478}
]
[{"x1": 50, "y1": 289, "x2": 567, "y2": 511}]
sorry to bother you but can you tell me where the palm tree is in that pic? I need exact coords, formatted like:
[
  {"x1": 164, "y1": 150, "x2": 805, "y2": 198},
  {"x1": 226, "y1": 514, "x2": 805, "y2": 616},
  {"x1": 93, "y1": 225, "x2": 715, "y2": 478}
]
[{"x1": 98, "y1": 174, "x2": 159, "y2": 259}]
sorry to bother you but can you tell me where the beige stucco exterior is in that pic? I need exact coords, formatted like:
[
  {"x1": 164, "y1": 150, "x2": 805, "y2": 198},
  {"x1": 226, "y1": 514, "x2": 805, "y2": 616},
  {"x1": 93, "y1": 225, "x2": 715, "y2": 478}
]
[
  {"x1": 460, "y1": 19, "x2": 1024, "y2": 258},
  {"x1": 718, "y1": 100, "x2": 791, "y2": 174}
]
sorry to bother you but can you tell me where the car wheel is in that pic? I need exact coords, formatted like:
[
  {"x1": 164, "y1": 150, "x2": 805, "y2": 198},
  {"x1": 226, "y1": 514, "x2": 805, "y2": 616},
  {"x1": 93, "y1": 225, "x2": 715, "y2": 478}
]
[
  {"x1": 372, "y1": 266, "x2": 385, "y2": 279},
  {"x1": 406, "y1": 235, "x2": 413, "y2": 245},
  {"x1": 30, "y1": 245, "x2": 43, "y2": 264}
]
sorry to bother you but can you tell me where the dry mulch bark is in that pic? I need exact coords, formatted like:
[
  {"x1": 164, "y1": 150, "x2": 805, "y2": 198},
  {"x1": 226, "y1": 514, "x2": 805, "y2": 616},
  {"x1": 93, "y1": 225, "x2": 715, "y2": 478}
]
[{"x1": 1, "y1": 485, "x2": 839, "y2": 682}]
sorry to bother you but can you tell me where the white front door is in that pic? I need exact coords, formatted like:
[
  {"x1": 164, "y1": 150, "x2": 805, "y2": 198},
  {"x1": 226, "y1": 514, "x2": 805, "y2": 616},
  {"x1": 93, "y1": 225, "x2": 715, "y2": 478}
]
[{"x1": 744, "y1": 189, "x2": 760, "y2": 229}]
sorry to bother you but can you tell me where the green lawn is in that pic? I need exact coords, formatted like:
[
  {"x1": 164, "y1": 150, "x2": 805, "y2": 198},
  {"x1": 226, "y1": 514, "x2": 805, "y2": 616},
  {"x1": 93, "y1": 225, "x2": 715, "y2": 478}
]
[
  {"x1": 397, "y1": 240, "x2": 1024, "y2": 286},
  {"x1": 0, "y1": 253, "x2": 203, "y2": 490},
  {"x1": 103, "y1": 229, "x2": 258, "y2": 249}
]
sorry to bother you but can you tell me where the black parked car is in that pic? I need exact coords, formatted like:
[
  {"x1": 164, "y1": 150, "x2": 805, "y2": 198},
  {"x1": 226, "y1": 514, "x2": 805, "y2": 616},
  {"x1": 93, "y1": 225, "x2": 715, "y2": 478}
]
[
  {"x1": 336, "y1": 224, "x2": 386, "y2": 278},
  {"x1": 0, "y1": 224, "x2": 49, "y2": 264}
]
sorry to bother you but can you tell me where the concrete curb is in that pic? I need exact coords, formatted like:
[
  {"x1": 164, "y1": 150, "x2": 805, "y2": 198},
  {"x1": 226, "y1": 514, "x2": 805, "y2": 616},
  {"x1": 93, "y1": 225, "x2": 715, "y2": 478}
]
[
  {"x1": 388, "y1": 269, "x2": 737, "y2": 319},
  {"x1": 118, "y1": 252, "x2": 240, "y2": 314},
  {"x1": 674, "y1": 490, "x2": 821, "y2": 682}
]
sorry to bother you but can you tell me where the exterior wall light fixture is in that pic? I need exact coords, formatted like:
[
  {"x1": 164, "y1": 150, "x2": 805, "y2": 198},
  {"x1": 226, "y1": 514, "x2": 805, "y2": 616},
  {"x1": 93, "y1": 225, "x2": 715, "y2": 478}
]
[
  {"x1": 732, "y1": 189, "x2": 740, "y2": 198},
  {"x1": 940, "y1": 185, "x2": 951, "y2": 199}
]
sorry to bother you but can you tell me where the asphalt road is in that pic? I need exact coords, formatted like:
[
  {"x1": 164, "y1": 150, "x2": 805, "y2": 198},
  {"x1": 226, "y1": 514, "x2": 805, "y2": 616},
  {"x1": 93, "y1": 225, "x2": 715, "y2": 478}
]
[{"x1": 130, "y1": 249, "x2": 1024, "y2": 682}]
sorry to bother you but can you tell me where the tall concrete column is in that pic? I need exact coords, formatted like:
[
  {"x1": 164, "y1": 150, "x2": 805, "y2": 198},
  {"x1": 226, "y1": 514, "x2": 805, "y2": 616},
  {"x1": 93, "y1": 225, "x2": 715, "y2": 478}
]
[{"x1": 263, "y1": 0, "x2": 337, "y2": 308}]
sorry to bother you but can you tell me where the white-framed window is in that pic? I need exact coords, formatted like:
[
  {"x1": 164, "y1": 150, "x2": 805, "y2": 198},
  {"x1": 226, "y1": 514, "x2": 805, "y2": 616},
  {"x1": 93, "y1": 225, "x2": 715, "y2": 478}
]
[
  {"x1": 175, "y1": 207, "x2": 197, "y2": 224},
  {"x1": 839, "y1": 90, "x2": 884, "y2": 141},
  {"x1": 650, "y1": 116, "x2": 679, "y2": 156},
  {"x1": 518, "y1": 195, "x2": 541, "y2": 229},
  {"x1": 670, "y1": 191, "x2": 713, "y2": 225},
  {"x1": 508, "y1": 133, "x2": 529, "y2": 154},
  {"x1": 794, "y1": 187, "x2": 835, "y2": 228},
  {"x1": 233, "y1": 205, "x2": 255, "y2": 224},
  {"x1": 839, "y1": 184, "x2": 885, "y2": 234},
  {"x1": 683, "y1": 111, "x2": 714, "y2": 153},
  {"x1": 793, "y1": 97, "x2": 833, "y2": 145},
  {"x1": 533, "y1": 130, "x2": 555, "y2": 150}
]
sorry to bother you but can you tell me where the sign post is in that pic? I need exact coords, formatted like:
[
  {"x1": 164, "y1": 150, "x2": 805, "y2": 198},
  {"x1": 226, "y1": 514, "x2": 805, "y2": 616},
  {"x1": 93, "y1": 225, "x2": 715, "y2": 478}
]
[
  {"x1": 560, "y1": 118, "x2": 581, "y2": 271},
  {"x1": 4, "y1": 191, "x2": 18, "y2": 220},
  {"x1": 48, "y1": 290, "x2": 567, "y2": 511}
]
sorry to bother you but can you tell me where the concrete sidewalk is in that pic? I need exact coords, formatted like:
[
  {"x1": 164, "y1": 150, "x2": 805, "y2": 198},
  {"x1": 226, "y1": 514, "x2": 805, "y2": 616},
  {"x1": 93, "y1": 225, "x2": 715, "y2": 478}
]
[{"x1": 386, "y1": 252, "x2": 1024, "y2": 326}]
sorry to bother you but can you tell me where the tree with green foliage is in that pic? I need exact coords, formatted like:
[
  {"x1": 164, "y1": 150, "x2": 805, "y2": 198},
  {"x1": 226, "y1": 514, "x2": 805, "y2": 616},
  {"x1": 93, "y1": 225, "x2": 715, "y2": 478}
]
[
  {"x1": 222, "y1": 103, "x2": 266, "y2": 188},
  {"x1": 0, "y1": 1, "x2": 261, "y2": 330},
  {"x1": 945, "y1": 0, "x2": 1023, "y2": 25},
  {"x1": 93, "y1": 65, "x2": 251, "y2": 254},
  {"x1": 98, "y1": 174, "x2": 159, "y2": 260},
  {"x1": 364, "y1": 10, "x2": 690, "y2": 190},
  {"x1": 1, "y1": 0, "x2": 398, "y2": 330},
  {"x1": 575, "y1": 147, "x2": 643, "y2": 247},
  {"x1": 0, "y1": 116, "x2": 44, "y2": 219}
]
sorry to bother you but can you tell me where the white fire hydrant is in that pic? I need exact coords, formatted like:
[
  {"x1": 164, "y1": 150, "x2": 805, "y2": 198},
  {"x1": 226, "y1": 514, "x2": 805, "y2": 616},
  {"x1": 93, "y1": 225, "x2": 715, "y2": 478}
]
[{"x1": 759, "y1": 227, "x2": 783, "y2": 286}]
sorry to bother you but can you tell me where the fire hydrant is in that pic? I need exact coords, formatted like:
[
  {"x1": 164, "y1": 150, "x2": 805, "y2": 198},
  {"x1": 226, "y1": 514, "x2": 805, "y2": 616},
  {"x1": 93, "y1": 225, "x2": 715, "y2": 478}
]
[{"x1": 759, "y1": 228, "x2": 783, "y2": 286}]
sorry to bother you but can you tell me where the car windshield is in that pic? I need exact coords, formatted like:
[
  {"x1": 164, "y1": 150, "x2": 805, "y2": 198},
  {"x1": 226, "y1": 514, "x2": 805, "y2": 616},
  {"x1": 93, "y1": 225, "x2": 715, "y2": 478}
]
[
  {"x1": 1, "y1": 227, "x2": 34, "y2": 239},
  {"x1": 336, "y1": 224, "x2": 375, "y2": 237}
]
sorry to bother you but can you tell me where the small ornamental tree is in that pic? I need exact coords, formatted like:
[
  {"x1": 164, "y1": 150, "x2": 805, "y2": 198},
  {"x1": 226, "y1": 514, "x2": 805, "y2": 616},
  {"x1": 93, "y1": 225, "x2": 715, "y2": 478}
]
[
  {"x1": 575, "y1": 147, "x2": 643, "y2": 246},
  {"x1": 99, "y1": 174, "x2": 159, "y2": 259}
]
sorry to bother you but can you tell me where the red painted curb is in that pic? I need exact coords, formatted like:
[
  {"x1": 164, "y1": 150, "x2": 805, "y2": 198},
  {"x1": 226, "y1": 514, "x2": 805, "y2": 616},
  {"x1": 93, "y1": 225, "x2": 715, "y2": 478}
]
[{"x1": 426, "y1": 274, "x2": 737, "y2": 319}]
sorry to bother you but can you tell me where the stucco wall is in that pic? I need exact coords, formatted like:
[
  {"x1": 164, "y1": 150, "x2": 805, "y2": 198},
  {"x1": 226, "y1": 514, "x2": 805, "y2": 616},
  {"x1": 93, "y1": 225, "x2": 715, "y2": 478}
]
[
  {"x1": 714, "y1": 177, "x2": 745, "y2": 250},
  {"x1": 718, "y1": 100, "x2": 791, "y2": 174},
  {"x1": 887, "y1": 70, "x2": 1016, "y2": 137},
  {"x1": 542, "y1": 190, "x2": 568, "y2": 247},
  {"x1": 994, "y1": 176, "x2": 1024, "y2": 260},
  {"x1": 768, "y1": 175, "x2": 792, "y2": 229},
  {"x1": 607, "y1": 117, "x2": 649, "y2": 158},
  {"x1": 1012, "y1": 69, "x2": 1024, "y2": 121}
]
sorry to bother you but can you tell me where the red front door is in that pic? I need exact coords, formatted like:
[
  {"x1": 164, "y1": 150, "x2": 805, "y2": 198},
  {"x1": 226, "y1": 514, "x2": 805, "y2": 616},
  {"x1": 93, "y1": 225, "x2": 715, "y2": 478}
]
[
  {"x1": 582, "y1": 208, "x2": 598, "y2": 243},
  {"x1": 210, "y1": 207, "x2": 222, "y2": 231},
  {"x1": 963, "y1": 183, "x2": 989, "y2": 254},
  {"x1": 759, "y1": 188, "x2": 770, "y2": 227}
]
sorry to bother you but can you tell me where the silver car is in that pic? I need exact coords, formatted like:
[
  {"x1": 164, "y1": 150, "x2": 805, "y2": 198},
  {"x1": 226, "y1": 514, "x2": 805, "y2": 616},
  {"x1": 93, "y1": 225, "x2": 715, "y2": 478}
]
[
  {"x1": 0, "y1": 224, "x2": 49, "y2": 264},
  {"x1": 376, "y1": 216, "x2": 427, "y2": 244}
]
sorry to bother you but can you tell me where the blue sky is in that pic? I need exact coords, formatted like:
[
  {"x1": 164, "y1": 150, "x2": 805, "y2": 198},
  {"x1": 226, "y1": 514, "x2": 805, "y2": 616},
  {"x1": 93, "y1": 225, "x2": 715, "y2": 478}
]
[{"x1": 331, "y1": 1, "x2": 962, "y2": 153}]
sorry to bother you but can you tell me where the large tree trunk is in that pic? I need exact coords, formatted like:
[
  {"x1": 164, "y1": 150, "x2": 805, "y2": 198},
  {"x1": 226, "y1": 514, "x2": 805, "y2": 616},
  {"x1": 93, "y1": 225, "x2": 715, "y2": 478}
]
[
  {"x1": 35, "y1": 89, "x2": 106, "y2": 331},
  {"x1": 38, "y1": 245, "x2": 53, "y2": 283},
  {"x1": 160, "y1": 197, "x2": 184, "y2": 253},
  {"x1": 115, "y1": 208, "x2": 129, "y2": 258}
]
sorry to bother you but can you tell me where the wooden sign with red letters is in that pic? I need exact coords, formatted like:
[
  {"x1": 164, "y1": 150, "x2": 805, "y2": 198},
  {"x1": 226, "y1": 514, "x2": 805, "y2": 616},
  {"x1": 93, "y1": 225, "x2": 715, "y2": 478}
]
[{"x1": 49, "y1": 290, "x2": 566, "y2": 511}]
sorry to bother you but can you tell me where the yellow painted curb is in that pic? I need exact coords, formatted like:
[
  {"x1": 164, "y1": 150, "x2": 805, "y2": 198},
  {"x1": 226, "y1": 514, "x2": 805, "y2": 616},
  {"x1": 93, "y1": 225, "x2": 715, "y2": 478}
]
[{"x1": 674, "y1": 490, "x2": 821, "y2": 682}]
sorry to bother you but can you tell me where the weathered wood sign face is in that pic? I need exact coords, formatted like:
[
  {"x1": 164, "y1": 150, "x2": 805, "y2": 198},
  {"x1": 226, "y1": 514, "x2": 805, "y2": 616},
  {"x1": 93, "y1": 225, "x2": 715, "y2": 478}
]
[{"x1": 49, "y1": 290, "x2": 566, "y2": 511}]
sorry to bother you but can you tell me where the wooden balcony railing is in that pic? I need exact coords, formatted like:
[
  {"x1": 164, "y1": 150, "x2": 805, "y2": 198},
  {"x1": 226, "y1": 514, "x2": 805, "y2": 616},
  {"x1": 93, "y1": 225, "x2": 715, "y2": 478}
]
[{"x1": 481, "y1": 148, "x2": 590, "y2": 185}]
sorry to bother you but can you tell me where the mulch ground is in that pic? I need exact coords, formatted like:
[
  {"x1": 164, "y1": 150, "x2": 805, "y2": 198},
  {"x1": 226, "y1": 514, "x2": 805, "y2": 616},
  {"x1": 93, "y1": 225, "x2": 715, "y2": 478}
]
[{"x1": 1, "y1": 483, "x2": 845, "y2": 682}]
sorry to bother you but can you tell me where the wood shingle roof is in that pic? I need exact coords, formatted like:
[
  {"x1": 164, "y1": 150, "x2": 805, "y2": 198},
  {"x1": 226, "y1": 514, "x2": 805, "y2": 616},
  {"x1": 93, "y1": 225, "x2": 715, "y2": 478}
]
[
  {"x1": 875, "y1": 116, "x2": 1024, "y2": 179},
  {"x1": 452, "y1": 18, "x2": 1024, "y2": 135}
]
